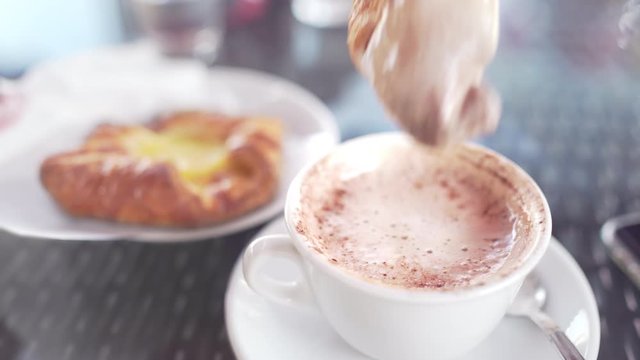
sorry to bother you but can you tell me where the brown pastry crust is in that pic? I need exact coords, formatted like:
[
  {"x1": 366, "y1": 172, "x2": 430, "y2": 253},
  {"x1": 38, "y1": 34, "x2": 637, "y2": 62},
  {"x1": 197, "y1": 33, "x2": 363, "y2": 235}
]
[
  {"x1": 347, "y1": 0, "x2": 386, "y2": 72},
  {"x1": 40, "y1": 111, "x2": 283, "y2": 227}
]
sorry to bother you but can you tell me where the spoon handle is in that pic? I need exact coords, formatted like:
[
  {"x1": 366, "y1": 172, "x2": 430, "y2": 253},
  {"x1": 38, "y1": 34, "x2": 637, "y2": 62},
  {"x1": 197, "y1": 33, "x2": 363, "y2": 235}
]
[{"x1": 530, "y1": 311, "x2": 585, "y2": 360}]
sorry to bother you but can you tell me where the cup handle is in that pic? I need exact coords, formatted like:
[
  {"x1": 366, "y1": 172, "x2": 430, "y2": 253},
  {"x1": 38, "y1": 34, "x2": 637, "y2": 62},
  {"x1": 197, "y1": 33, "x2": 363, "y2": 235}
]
[{"x1": 242, "y1": 234, "x2": 312, "y2": 306}]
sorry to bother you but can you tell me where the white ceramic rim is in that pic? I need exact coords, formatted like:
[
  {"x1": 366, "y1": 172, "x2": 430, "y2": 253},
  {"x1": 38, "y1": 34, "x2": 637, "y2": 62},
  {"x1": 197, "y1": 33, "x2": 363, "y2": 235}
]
[{"x1": 283, "y1": 132, "x2": 553, "y2": 303}]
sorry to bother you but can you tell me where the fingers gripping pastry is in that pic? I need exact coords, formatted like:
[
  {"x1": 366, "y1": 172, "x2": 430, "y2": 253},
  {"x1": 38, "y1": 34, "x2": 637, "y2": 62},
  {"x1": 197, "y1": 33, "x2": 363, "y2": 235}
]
[
  {"x1": 40, "y1": 112, "x2": 283, "y2": 227},
  {"x1": 348, "y1": 0, "x2": 501, "y2": 146}
]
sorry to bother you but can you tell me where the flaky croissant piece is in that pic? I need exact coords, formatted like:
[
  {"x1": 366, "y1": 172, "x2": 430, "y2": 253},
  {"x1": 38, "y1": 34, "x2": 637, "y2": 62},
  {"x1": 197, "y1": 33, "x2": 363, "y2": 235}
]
[
  {"x1": 348, "y1": 0, "x2": 386, "y2": 68},
  {"x1": 40, "y1": 111, "x2": 283, "y2": 227},
  {"x1": 347, "y1": 0, "x2": 501, "y2": 146}
]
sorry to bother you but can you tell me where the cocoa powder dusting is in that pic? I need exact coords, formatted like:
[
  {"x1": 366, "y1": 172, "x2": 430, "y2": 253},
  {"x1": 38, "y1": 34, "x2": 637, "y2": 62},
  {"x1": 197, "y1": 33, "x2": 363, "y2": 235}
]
[
  {"x1": 321, "y1": 188, "x2": 348, "y2": 213},
  {"x1": 292, "y1": 139, "x2": 537, "y2": 292}
]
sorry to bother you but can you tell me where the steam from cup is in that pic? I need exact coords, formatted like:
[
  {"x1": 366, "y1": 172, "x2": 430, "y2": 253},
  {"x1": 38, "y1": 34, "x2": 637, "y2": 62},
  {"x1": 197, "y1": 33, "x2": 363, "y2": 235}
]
[{"x1": 619, "y1": 0, "x2": 640, "y2": 49}]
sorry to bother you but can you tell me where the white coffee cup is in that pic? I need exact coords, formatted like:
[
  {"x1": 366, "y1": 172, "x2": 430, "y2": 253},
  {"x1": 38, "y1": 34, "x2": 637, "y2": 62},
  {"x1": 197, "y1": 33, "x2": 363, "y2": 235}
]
[{"x1": 243, "y1": 132, "x2": 552, "y2": 360}]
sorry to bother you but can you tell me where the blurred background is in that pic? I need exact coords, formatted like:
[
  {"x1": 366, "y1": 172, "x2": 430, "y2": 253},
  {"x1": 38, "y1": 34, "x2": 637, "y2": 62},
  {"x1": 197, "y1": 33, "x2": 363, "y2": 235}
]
[
  {"x1": 3, "y1": 0, "x2": 640, "y2": 136},
  {"x1": 1, "y1": 0, "x2": 640, "y2": 359}
]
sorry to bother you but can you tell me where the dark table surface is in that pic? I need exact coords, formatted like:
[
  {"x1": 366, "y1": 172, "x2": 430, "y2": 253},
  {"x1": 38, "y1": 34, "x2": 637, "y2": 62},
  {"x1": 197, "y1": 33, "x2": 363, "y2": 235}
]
[{"x1": 1, "y1": 0, "x2": 640, "y2": 359}]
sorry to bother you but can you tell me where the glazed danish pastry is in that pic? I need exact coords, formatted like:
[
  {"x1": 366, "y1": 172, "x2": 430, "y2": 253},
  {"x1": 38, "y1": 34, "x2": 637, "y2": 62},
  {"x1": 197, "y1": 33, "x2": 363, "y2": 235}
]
[{"x1": 40, "y1": 111, "x2": 283, "y2": 227}]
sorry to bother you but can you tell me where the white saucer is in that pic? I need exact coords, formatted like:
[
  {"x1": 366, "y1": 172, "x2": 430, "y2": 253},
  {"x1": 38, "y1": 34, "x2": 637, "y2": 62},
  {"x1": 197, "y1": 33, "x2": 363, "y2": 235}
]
[
  {"x1": 225, "y1": 217, "x2": 601, "y2": 360},
  {"x1": 0, "y1": 46, "x2": 339, "y2": 241}
]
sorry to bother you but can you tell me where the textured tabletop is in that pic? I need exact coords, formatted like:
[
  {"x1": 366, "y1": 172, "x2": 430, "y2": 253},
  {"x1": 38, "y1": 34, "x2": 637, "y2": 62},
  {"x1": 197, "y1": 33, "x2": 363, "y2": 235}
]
[{"x1": 1, "y1": 0, "x2": 640, "y2": 359}]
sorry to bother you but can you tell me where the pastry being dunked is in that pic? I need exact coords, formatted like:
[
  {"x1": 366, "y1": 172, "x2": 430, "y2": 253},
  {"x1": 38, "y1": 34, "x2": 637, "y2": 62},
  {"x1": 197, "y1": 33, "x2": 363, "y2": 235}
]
[{"x1": 349, "y1": 0, "x2": 501, "y2": 146}]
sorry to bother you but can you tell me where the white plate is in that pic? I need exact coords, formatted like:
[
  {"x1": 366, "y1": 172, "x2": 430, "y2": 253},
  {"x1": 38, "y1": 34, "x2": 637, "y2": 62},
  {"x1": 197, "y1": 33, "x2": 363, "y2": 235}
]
[
  {"x1": 225, "y1": 217, "x2": 601, "y2": 360},
  {"x1": 0, "y1": 62, "x2": 339, "y2": 241},
  {"x1": 1, "y1": 42, "x2": 244, "y2": 165}
]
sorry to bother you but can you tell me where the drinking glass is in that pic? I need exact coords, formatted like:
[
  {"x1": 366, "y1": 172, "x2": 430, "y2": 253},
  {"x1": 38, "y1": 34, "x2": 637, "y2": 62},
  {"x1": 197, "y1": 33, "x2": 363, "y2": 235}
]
[{"x1": 131, "y1": 0, "x2": 226, "y2": 64}]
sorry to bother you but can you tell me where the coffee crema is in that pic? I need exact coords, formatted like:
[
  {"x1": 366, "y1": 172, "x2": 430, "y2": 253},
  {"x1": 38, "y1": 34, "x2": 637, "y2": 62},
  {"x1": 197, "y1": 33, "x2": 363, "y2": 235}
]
[{"x1": 294, "y1": 134, "x2": 547, "y2": 291}]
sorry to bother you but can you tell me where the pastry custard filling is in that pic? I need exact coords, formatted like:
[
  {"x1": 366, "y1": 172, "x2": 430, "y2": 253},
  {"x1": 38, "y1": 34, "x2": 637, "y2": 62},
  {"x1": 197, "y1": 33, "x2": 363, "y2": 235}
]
[{"x1": 123, "y1": 128, "x2": 228, "y2": 185}]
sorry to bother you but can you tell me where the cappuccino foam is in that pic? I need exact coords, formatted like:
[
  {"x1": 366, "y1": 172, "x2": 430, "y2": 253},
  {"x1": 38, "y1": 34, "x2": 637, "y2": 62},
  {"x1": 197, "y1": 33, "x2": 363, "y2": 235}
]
[{"x1": 294, "y1": 135, "x2": 545, "y2": 291}]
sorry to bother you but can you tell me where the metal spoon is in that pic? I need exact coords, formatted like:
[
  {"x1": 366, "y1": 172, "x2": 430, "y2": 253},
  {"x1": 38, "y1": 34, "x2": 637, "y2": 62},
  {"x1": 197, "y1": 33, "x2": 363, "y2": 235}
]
[{"x1": 507, "y1": 273, "x2": 585, "y2": 360}]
